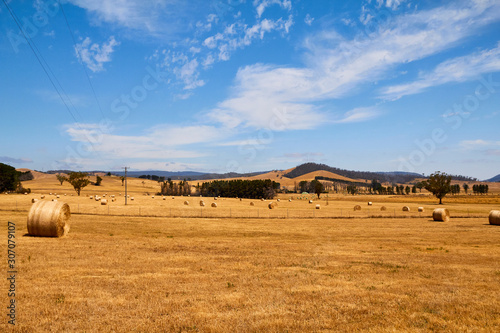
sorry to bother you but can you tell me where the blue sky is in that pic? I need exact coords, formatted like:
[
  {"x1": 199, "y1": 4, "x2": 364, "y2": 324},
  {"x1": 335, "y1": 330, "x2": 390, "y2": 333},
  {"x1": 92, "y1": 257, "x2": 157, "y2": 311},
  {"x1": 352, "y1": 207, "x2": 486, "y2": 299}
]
[{"x1": 1, "y1": 0, "x2": 499, "y2": 179}]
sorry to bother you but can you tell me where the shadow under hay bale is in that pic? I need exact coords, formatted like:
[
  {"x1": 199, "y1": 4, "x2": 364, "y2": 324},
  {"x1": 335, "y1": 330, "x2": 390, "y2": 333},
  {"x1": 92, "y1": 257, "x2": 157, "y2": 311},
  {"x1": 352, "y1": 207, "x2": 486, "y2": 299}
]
[
  {"x1": 488, "y1": 210, "x2": 500, "y2": 225},
  {"x1": 27, "y1": 200, "x2": 70, "y2": 237},
  {"x1": 433, "y1": 208, "x2": 450, "y2": 222}
]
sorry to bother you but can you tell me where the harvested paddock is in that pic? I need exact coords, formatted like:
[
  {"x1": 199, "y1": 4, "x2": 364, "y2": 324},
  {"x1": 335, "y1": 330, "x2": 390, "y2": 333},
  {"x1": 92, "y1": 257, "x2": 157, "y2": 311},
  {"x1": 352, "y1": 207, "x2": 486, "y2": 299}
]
[{"x1": 1, "y1": 210, "x2": 499, "y2": 332}]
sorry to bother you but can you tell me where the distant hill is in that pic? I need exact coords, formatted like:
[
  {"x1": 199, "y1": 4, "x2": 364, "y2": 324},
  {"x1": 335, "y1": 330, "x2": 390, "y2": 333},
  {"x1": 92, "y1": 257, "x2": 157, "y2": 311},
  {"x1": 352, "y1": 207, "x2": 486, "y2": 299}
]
[
  {"x1": 486, "y1": 174, "x2": 500, "y2": 182},
  {"x1": 113, "y1": 170, "x2": 268, "y2": 181},
  {"x1": 283, "y1": 163, "x2": 423, "y2": 184}
]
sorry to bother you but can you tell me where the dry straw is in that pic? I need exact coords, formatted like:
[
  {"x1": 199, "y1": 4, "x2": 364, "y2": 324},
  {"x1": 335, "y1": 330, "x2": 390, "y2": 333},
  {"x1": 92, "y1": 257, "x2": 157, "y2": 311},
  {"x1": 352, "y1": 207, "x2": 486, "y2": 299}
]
[
  {"x1": 354, "y1": 205, "x2": 361, "y2": 211},
  {"x1": 433, "y1": 208, "x2": 450, "y2": 222},
  {"x1": 27, "y1": 200, "x2": 70, "y2": 237},
  {"x1": 402, "y1": 206, "x2": 410, "y2": 212},
  {"x1": 488, "y1": 210, "x2": 500, "y2": 225}
]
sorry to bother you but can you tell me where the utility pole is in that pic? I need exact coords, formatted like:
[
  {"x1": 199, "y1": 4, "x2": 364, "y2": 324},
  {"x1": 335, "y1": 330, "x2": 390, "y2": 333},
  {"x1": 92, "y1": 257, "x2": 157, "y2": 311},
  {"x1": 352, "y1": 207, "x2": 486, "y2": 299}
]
[{"x1": 123, "y1": 166, "x2": 130, "y2": 205}]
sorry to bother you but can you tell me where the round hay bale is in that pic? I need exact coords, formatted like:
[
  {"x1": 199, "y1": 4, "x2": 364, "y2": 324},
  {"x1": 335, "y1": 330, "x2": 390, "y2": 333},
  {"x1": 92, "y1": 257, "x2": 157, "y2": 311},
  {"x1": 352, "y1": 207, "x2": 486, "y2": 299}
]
[
  {"x1": 402, "y1": 206, "x2": 410, "y2": 212},
  {"x1": 489, "y1": 210, "x2": 500, "y2": 225},
  {"x1": 309, "y1": 200, "x2": 313, "y2": 204},
  {"x1": 90, "y1": 196, "x2": 94, "y2": 200},
  {"x1": 152, "y1": 196, "x2": 155, "y2": 199},
  {"x1": 27, "y1": 200, "x2": 70, "y2": 237},
  {"x1": 418, "y1": 207, "x2": 424, "y2": 212},
  {"x1": 101, "y1": 199, "x2": 108, "y2": 205},
  {"x1": 211, "y1": 202, "x2": 217, "y2": 208},
  {"x1": 240, "y1": 198, "x2": 242, "y2": 201},
  {"x1": 354, "y1": 205, "x2": 361, "y2": 211},
  {"x1": 24, "y1": 192, "x2": 28, "y2": 195},
  {"x1": 163, "y1": 197, "x2": 166, "y2": 200},
  {"x1": 111, "y1": 198, "x2": 116, "y2": 202},
  {"x1": 316, "y1": 204, "x2": 320, "y2": 209},
  {"x1": 289, "y1": 199, "x2": 292, "y2": 202},
  {"x1": 40, "y1": 195, "x2": 45, "y2": 199},
  {"x1": 368, "y1": 202, "x2": 372, "y2": 206},
  {"x1": 433, "y1": 208, "x2": 450, "y2": 222},
  {"x1": 268, "y1": 202, "x2": 277, "y2": 209},
  {"x1": 184, "y1": 200, "x2": 189, "y2": 206},
  {"x1": 200, "y1": 200, "x2": 205, "y2": 207},
  {"x1": 103, "y1": 194, "x2": 106, "y2": 198},
  {"x1": 214, "y1": 197, "x2": 218, "y2": 200},
  {"x1": 64, "y1": 194, "x2": 67, "y2": 196},
  {"x1": 52, "y1": 199, "x2": 57, "y2": 202},
  {"x1": 380, "y1": 206, "x2": 387, "y2": 211},
  {"x1": 250, "y1": 202, "x2": 255, "y2": 206},
  {"x1": 31, "y1": 198, "x2": 38, "y2": 203},
  {"x1": 130, "y1": 197, "x2": 134, "y2": 201},
  {"x1": 49, "y1": 193, "x2": 52, "y2": 195},
  {"x1": 277, "y1": 199, "x2": 280, "y2": 202},
  {"x1": 111, "y1": 195, "x2": 115, "y2": 198},
  {"x1": 56, "y1": 195, "x2": 60, "y2": 198},
  {"x1": 261, "y1": 198, "x2": 265, "y2": 201},
  {"x1": 172, "y1": 196, "x2": 175, "y2": 199}
]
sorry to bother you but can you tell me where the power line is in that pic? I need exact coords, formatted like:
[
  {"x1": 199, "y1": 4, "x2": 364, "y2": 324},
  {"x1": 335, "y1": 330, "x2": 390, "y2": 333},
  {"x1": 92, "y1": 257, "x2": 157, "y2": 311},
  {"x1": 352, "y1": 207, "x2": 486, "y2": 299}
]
[
  {"x1": 2, "y1": 0, "x2": 81, "y2": 124},
  {"x1": 58, "y1": 0, "x2": 106, "y2": 119}
]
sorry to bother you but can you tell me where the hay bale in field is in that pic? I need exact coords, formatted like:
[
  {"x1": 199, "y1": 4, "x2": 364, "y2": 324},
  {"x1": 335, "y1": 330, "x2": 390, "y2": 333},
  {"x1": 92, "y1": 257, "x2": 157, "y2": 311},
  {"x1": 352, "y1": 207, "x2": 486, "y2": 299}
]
[
  {"x1": 418, "y1": 207, "x2": 424, "y2": 212},
  {"x1": 27, "y1": 200, "x2": 70, "y2": 237},
  {"x1": 368, "y1": 202, "x2": 372, "y2": 206},
  {"x1": 90, "y1": 196, "x2": 94, "y2": 199},
  {"x1": 32, "y1": 198, "x2": 38, "y2": 203},
  {"x1": 309, "y1": 200, "x2": 313, "y2": 204},
  {"x1": 64, "y1": 194, "x2": 67, "y2": 196},
  {"x1": 52, "y1": 199, "x2": 57, "y2": 202},
  {"x1": 111, "y1": 198, "x2": 116, "y2": 202},
  {"x1": 172, "y1": 196, "x2": 175, "y2": 199},
  {"x1": 433, "y1": 208, "x2": 450, "y2": 222},
  {"x1": 277, "y1": 199, "x2": 280, "y2": 202},
  {"x1": 402, "y1": 206, "x2": 410, "y2": 212},
  {"x1": 214, "y1": 197, "x2": 218, "y2": 200},
  {"x1": 289, "y1": 199, "x2": 292, "y2": 202},
  {"x1": 489, "y1": 210, "x2": 500, "y2": 225},
  {"x1": 240, "y1": 198, "x2": 242, "y2": 201},
  {"x1": 130, "y1": 197, "x2": 135, "y2": 201},
  {"x1": 24, "y1": 192, "x2": 28, "y2": 195},
  {"x1": 56, "y1": 195, "x2": 60, "y2": 198},
  {"x1": 211, "y1": 202, "x2": 217, "y2": 208},
  {"x1": 354, "y1": 205, "x2": 361, "y2": 211},
  {"x1": 261, "y1": 198, "x2": 265, "y2": 201},
  {"x1": 111, "y1": 195, "x2": 115, "y2": 198},
  {"x1": 184, "y1": 200, "x2": 189, "y2": 206},
  {"x1": 103, "y1": 194, "x2": 106, "y2": 198},
  {"x1": 200, "y1": 200, "x2": 205, "y2": 207},
  {"x1": 101, "y1": 199, "x2": 108, "y2": 205},
  {"x1": 316, "y1": 204, "x2": 320, "y2": 209},
  {"x1": 380, "y1": 206, "x2": 387, "y2": 211},
  {"x1": 49, "y1": 193, "x2": 52, "y2": 195},
  {"x1": 268, "y1": 202, "x2": 277, "y2": 209},
  {"x1": 40, "y1": 195, "x2": 45, "y2": 199},
  {"x1": 250, "y1": 202, "x2": 255, "y2": 206},
  {"x1": 163, "y1": 197, "x2": 166, "y2": 200}
]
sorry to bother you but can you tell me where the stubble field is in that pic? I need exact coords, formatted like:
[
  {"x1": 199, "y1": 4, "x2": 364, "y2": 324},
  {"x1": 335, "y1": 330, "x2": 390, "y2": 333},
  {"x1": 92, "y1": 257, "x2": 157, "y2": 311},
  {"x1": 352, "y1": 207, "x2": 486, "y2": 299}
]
[{"x1": 1, "y1": 175, "x2": 499, "y2": 331}]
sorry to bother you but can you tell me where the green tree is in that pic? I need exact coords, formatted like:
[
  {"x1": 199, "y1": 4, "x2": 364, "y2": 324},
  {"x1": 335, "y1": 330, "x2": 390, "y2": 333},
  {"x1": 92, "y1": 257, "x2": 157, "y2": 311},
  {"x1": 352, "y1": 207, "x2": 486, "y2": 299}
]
[
  {"x1": 463, "y1": 183, "x2": 469, "y2": 194},
  {"x1": 412, "y1": 185, "x2": 417, "y2": 194},
  {"x1": 95, "y1": 175, "x2": 103, "y2": 186},
  {"x1": 405, "y1": 186, "x2": 410, "y2": 195},
  {"x1": 0, "y1": 163, "x2": 19, "y2": 192},
  {"x1": 422, "y1": 171, "x2": 451, "y2": 204},
  {"x1": 120, "y1": 176, "x2": 125, "y2": 186},
  {"x1": 56, "y1": 174, "x2": 66, "y2": 185},
  {"x1": 311, "y1": 180, "x2": 324, "y2": 198},
  {"x1": 67, "y1": 172, "x2": 90, "y2": 196}
]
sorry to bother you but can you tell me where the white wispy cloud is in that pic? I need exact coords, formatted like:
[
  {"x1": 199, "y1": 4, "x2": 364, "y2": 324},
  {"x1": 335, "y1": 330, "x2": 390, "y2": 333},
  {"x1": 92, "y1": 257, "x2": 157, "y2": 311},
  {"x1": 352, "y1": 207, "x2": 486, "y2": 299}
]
[
  {"x1": 254, "y1": 0, "x2": 292, "y2": 18},
  {"x1": 64, "y1": 123, "x2": 226, "y2": 160},
  {"x1": 304, "y1": 14, "x2": 314, "y2": 26},
  {"x1": 460, "y1": 139, "x2": 500, "y2": 149},
  {"x1": 74, "y1": 36, "x2": 120, "y2": 72},
  {"x1": 381, "y1": 43, "x2": 500, "y2": 100}
]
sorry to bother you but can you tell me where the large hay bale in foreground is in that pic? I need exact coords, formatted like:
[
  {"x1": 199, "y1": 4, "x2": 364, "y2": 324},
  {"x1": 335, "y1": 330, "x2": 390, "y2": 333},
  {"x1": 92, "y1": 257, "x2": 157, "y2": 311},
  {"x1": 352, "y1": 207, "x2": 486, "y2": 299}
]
[
  {"x1": 489, "y1": 210, "x2": 500, "y2": 225},
  {"x1": 27, "y1": 200, "x2": 70, "y2": 237},
  {"x1": 433, "y1": 208, "x2": 450, "y2": 222},
  {"x1": 268, "y1": 202, "x2": 277, "y2": 209},
  {"x1": 354, "y1": 205, "x2": 361, "y2": 211},
  {"x1": 402, "y1": 206, "x2": 410, "y2": 212},
  {"x1": 418, "y1": 207, "x2": 424, "y2": 212},
  {"x1": 211, "y1": 202, "x2": 217, "y2": 208},
  {"x1": 380, "y1": 206, "x2": 387, "y2": 211}
]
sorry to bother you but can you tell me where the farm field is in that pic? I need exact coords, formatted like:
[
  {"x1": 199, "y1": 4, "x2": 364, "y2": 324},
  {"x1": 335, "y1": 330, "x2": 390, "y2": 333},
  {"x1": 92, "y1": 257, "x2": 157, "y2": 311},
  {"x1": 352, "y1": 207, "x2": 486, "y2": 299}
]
[{"x1": 1, "y1": 210, "x2": 499, "y2": 332}]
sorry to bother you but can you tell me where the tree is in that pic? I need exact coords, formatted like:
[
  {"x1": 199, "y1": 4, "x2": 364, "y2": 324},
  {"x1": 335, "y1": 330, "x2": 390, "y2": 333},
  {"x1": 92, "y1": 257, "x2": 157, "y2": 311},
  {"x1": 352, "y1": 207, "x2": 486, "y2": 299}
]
[
  {"x1": 120, "y1": 176, "x2": 125, "y2": 186},
  {"x1": 95, "y1": 175, "x2": 102, "y2": 186},
  {"x1": 416, "y1": 182, "x2": 424, "y2": 193},
  {"x1": 463, "y1": 183, "x2": 469, "y2": 194},
  {"x1": 405, "y1": 186, "x2": 410, "y2": 195},
  {"x1": 0, "y1": 163, "x2": 19, "y2": 192},
  {"x1": 311, "y1": 180, "x2": 324, "y2": 198},
  {"x1": 422, "y1": 171, "x2": 451, "y2": 204},
  {"x1": 142, "y1": 181, "x2": 146, "y2": 187},
  {"x1": 412, "y1": 185, "x2": 417, "y2": 194},
  {"x1": 56, "y1": 174, "x2": 66, "y2": 185},
  {"x1": 106, "y1": 172, "x2": 112, "y2": 176},
  {"x1": 67, "y1": 172, "x2": 90, "y2": 196}
]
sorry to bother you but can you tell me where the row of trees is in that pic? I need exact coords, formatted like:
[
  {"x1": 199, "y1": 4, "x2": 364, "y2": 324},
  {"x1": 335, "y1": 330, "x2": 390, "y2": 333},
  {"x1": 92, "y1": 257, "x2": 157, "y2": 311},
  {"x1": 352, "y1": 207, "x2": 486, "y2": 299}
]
[
  {"x1": 160, "y1": 179, "x2": 191, "y2": 196},
  {"x1": 297, "y1": 180, "x2": 325, "y2": 198},
  {"x1": 197, "y1": 179, "x2": 280, "y2": 199},
  {"x1": 0, "y1": 163, "x2": 32, "y2": 193}
]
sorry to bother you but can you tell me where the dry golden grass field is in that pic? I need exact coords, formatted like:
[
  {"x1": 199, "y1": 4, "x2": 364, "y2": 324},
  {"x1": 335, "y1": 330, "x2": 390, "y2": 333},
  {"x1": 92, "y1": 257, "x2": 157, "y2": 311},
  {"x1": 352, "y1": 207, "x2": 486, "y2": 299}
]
[{"x1": 1, "y1": 175, "x2": 500, "y2": 331}]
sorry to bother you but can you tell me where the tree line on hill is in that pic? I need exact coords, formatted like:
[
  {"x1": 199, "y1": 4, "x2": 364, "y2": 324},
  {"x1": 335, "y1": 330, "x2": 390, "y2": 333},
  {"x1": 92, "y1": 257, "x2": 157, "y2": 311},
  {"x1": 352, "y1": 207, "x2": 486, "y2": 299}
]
[{"x1": 196, "y1": 179, "x2": 280, "y2": 199}]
